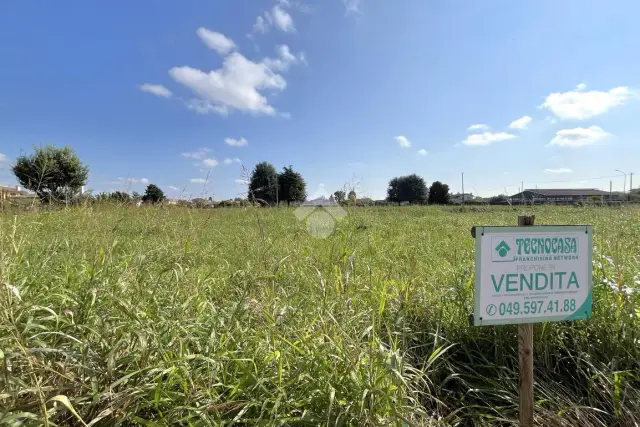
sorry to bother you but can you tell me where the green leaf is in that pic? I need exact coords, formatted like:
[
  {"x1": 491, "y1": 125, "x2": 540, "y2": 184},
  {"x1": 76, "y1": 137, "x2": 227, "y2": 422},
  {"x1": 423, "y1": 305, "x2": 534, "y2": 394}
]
[{"x1": 49, "y1": 395, "x2": 87, "y2": 426}]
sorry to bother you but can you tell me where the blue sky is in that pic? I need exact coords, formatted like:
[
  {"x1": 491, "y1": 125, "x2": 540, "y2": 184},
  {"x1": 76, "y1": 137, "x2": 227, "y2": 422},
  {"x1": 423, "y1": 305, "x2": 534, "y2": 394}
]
[{"x1": 1, "y1": 0, "x2": 639, "y2": 200}]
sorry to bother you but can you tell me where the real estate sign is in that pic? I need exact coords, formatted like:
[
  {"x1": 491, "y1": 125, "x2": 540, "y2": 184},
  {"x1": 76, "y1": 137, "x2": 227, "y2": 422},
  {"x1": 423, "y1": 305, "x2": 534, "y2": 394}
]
[{"x1": 474, "y1": 225, "x2": 593, "y2": 326}]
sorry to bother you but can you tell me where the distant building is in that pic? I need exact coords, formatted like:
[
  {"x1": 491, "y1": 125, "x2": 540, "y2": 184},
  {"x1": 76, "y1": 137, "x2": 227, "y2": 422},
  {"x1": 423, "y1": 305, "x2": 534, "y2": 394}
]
[
  {"x1": 305, "y1": 196, "x2": 333, "y2": 206},
  {"x1": 451, "y1": 193, "x2": 474, "y2": 204},
  {"x1": 509, "y1": 188, "x2": 622, "y2": 203},
  {"x1": 0, "y1": 185, "x2": 29, "y2": 201}
]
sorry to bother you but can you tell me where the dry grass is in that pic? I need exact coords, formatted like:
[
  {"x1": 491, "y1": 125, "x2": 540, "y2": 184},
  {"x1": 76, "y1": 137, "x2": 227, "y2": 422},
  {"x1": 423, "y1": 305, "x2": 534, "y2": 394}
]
[{"x1": 1, "y1": 204, "x2": 639, "y2": 426}]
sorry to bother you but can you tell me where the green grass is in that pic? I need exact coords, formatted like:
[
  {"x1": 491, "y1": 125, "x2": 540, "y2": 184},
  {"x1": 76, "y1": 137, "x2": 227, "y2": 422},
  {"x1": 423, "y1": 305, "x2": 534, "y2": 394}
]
[{"x1": 1, "y1": 205, "x2": 639, "y2": 426}]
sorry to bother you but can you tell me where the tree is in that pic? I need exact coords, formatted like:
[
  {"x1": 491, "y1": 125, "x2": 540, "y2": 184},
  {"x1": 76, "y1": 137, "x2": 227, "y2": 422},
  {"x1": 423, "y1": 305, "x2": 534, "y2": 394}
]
[
  {"x1": 386, "y1": 174, "x2": 428, "y2": 204},
  {"x1": 348, "y1": 190, "x2": 356, "y2": 203},
  {"x1": 95, "y1": 191, "x2": 132, "y2": 203},
  {"x1": 278, "y1": 166, "x2": 307, "y2": 206},
  {"x1": 110, "y1": 191, "x2": 131, "y2": 203},
  {"x1": 249, "y1": 162, "x2": 278, "y2": 206},
  {"x1": 142, "y1": 184, "x2": 165, "y2": 203},
  {"x1": 428, "y1": 181, "x2": 450, "y2": 205},
  {"x1": 12, "y1": 144, "x2": 89, "y2": 203},
  {"x1": 333, "y1": 190, "x2": 346, "y2": 203}
]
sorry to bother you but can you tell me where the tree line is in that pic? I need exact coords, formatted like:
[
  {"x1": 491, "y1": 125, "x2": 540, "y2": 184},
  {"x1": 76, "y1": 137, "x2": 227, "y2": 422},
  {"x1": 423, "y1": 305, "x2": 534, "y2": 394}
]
[
  {"x1": 247, "y1": 162, "x2": 451, "y2": 206},
  {"x1": 248, "y1": 162, "x2": 307, "y2": 206},
  {"x1": 385, "y1": 174, "x2": 450, "y2": 205},
  {"x1": 9, "y1": 145, "x2": 452, "y2": 206}
]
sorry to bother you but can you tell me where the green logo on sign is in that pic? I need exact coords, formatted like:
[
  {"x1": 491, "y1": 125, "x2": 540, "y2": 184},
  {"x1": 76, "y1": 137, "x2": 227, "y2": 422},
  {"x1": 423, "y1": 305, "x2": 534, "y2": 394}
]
[{"x1": 495, "y1": 240, "x2": 511, "y2": 258}]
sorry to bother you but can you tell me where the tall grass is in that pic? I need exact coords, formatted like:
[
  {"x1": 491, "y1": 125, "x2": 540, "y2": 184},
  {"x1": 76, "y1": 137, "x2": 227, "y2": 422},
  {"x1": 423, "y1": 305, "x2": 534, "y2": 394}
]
[{"x1": 1, "y1": 205, "x2": 639, "y2": 426}]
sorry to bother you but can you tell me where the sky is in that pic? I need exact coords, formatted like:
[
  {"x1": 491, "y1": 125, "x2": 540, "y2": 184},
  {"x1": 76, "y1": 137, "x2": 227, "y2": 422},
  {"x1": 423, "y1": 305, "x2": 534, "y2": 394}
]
[{"x1": 1, "y1": 0, "x2": 640, "y2": 200}]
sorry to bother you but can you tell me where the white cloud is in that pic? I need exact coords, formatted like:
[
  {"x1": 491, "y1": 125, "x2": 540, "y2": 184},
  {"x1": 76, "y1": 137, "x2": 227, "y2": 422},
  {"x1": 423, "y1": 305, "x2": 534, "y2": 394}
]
[
  {"x1": 253, "y1": 0, "x2": 308, "y2": 34},
  {"x1": 342, "y1": 0, "x2": 362, "y2": 15},
  {"x1": 395, "y1": 135, "x2": 411, "y2": 148},
  {"x1": 0, "y1": 153, "x2": 7, "y2": 162},
  {"x1": 224, "y1": 157, "x2": 241, "y2": 164},
  {"x1": 253, "y1": 15, "x2": 269, "y2": 33},
  {"x1": 225, "y1": 137, "x2": 248, "y2": 147},
  {"x1": 181, "y1": 148, "x2": 211, "y2": 159},
  {"x1": 185, "y1": 99, "x2": 228, "y2": 115},
  {"x1": 196, "y1": 28, "x2": 236, "y2": 55},
  {"x1": 202, "y1": 158, "x2": 219, "y2": 168},
  {"x1": 170, "y1": 50, "x2": 296, "y2": 116},
  {"x1": 252, "y1": 4, "x2": 295, "y2": 34},
  {"x1": 544, "y1": 168, "x2": 573, "y2": 174},
  {"x1": 168, "y1": 185, "x2": 179, "y2": 191},
  {"x1": 263, "y1": 45, "x2": 303, "y2": 71},
  {"x1": 417, "y1": 149, "x2": 428, "y2": 156},
  {"x1": 235, "y1": 179, "x2": 249, "y2": 185},
  {"x1": 548, "y1": 126, "x2": 610, "y2": 147},
  {"x1": 272, "y1": 5, "x2": 295, "y2": 32},
  {"x1": 576, "y1": 83, "x2": 587, "y2": 91},
  {"x1": 508, "y1": 115, "x2": 532, "y2": 130},
  {"x1": 118, "y1": 177, "x2": 149, "y2": 185},
  {"x1": 467, "y1": 124, "x2": 489, "y2": 132},
  {"x1": 462, "y1": 132, "x2": 517, "y2": 146},
  {"x1": 541, "y1": 85, "x2": 631, "y2": 120},
  {"x1": 190, "y1": 178, "x2": 207, "y2": 184},
  {"x1": 139, "y1": 83, "x2": 172, "y2": 98}
]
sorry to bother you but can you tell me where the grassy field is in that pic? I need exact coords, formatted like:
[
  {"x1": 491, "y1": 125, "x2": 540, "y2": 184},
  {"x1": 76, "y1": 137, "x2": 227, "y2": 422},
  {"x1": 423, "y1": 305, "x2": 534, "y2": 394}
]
[{"x1": 1, "y1": 205, "x2": 639, "y2": 426}]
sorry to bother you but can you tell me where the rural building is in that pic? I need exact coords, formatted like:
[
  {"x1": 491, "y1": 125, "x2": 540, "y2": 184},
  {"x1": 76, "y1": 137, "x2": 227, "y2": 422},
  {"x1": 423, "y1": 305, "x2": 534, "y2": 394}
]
[
  {"x1": 451, "y1": 193, "x2": 475, "y2": 204},
  {"x1": 0, "y1": 184, "x2": 30, "y2": 201},
  {"x1": 509, "y1": 188, "x2": 622, "y2": 204}
]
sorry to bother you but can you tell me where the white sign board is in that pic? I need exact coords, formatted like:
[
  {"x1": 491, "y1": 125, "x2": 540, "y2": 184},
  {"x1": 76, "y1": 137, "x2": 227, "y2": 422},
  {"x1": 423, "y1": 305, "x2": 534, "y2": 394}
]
[{"x1": 474, "y1": 225, "x2": 593, "y2": 326}]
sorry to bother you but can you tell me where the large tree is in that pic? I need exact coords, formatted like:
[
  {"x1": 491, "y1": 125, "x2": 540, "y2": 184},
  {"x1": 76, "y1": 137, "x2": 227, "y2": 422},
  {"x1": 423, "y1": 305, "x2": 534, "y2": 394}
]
[
  {"x1": 12, "y1": 144, "x2": 89, "y2": 203},
  {"x1": 142, "y1": 184, "x2": 165, "y2": 203},
  {"x1": 249, "y1": 162, "x2": 278, "y2": 206},
  {"x1": 278, "y1": 166, "x2": 307, "y2": 206},
  {"x1": 333, "y1": 190, "x2": 346, "y2": 203},
  {"x1": 386, "y1": 174, "x2": 428, "y2": 204},
  {"x1": 428, "y1": 181, "x2": 451, "y2": 205},
  {"x1": 110, "y1": 191, "x2": 132, "y2": 203}
]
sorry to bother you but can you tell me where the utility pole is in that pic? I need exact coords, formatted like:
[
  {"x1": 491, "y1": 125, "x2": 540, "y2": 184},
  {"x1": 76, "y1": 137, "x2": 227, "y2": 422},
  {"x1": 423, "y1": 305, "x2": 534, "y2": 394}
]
[
  {"x1": 610, "y1": 180, "x2": 612, "y2": 204},
  {"x1": 615, "y1": 170, "x2": 627, "y2": 201},
  {"x1": 630, "y1": 173, "x2": 633, "y2": 202},
  {"x1": 462, "y1": 172, "x2": 465, "y2": 205}
]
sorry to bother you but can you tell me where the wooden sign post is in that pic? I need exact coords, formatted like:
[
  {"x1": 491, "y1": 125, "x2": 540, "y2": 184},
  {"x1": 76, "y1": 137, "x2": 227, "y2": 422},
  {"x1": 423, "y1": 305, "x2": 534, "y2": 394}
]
[
  {"x1": 472, "y1": 216, "x2": 593, "y2": 426},
  {"x1": 517, "y1": 215, "x2": 534, "y2": 427}
]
